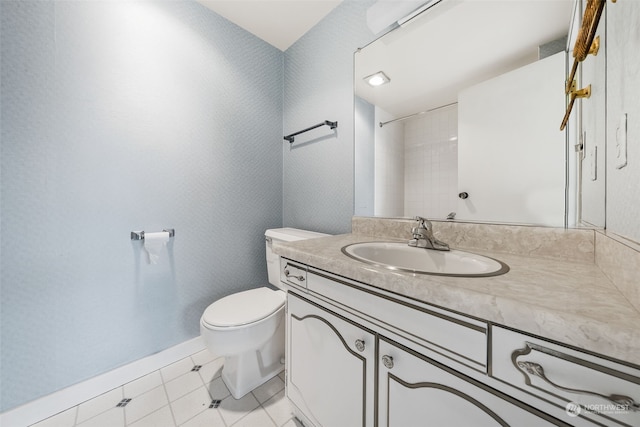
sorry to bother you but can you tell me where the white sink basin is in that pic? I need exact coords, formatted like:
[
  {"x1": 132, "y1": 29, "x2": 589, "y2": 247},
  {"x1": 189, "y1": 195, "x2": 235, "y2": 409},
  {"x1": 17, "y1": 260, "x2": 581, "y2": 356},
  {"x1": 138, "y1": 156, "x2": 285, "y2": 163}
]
[{"x1": 341, "y1": 242, "x2": 509, "y2": 277}]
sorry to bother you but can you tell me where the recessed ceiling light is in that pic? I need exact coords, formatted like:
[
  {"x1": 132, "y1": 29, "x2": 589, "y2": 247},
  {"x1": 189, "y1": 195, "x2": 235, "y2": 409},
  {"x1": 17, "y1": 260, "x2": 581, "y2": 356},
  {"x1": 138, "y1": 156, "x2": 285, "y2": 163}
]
[{"x1": 364, "y1": 71, "x2": 390, "y2": 87}]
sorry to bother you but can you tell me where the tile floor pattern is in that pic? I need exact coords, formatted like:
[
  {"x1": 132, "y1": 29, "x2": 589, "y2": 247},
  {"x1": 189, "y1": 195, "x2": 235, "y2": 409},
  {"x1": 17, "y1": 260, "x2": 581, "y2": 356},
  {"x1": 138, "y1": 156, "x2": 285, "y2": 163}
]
[{"x1": 30, "y1": 349, "x2": 301, "y2": 427}]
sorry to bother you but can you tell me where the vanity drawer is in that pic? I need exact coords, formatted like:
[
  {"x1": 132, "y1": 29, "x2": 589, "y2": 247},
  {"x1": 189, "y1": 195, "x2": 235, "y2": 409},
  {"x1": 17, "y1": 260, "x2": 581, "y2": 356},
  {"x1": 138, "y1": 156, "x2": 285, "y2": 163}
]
[
  {"x1": 491, "y1": 326, "x2": 640, "y2": 426},
  {"x1": 306, "y1": 269, "x2": 487, "y2": 372},
  {"x1": 280, "y1": 259, "x2": 308, "y2": 290}
]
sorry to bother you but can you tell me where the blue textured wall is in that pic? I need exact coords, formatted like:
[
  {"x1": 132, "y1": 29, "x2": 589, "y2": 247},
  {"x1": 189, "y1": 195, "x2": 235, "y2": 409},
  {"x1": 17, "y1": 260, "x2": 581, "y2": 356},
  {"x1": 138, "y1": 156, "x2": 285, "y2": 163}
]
[
  {"x1": 0, "y1": 0, "x2": 283, "y2": 411},
  {"x1": 283, "y1": 0, "x2": 375, "y2": 234}
]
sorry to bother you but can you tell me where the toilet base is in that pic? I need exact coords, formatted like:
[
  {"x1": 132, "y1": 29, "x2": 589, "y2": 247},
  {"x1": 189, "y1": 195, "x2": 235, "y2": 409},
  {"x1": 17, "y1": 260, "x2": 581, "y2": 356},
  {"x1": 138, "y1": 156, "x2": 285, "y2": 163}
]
[{"x1": 220, "y1": 317, "x2": 285, "y2": 399}]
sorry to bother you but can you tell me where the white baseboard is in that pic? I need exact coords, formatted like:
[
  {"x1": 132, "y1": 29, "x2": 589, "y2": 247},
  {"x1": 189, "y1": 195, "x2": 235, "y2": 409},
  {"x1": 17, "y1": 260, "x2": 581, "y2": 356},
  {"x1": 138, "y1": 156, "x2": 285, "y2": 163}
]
[{"x1": 0, "y1": 337, "x2": 205, "y2": 427}]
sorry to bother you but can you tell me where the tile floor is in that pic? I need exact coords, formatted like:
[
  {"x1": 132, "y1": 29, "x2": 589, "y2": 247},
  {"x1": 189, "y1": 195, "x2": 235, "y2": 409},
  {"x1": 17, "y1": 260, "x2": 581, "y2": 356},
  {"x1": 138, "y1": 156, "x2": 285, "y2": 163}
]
[{"x1": 30, "y1": 349, "x2": 300, "y2": 427}]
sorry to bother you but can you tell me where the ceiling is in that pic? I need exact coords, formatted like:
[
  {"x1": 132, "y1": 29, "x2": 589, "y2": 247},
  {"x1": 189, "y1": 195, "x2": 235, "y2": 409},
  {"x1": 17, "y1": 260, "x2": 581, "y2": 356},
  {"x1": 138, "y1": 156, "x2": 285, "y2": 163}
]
[
  {"x1": 196, "y1": 0, "x2": 343, "y2": 51},
  {"x1": 195, "y1": 0, "x2": 575, "y2": 119}
]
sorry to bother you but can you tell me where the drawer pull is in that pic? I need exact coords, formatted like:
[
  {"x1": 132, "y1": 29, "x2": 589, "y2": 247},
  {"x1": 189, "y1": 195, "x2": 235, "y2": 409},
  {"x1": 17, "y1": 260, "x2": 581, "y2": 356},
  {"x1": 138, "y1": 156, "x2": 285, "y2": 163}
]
[
  {"x1": 284, "y1": 264, "x2": 305, "y2": 282},
  {"x1": 355, "y1": 339, "x2": 365, "y2": 352},
  {"x1": 517, "y1": 361, "x2": 639, "y2": 412}
]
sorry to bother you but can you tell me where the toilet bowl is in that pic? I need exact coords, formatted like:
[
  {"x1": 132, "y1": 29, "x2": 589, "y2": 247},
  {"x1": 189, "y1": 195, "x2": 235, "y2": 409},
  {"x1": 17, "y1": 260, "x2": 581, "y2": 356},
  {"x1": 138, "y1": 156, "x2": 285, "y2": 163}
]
[
  {"x1": 199, "y1": 228, "x2": 328, "y2": 399},
  {"x1": 200, "y1": 288, "x2": 286, "y2": 399}
]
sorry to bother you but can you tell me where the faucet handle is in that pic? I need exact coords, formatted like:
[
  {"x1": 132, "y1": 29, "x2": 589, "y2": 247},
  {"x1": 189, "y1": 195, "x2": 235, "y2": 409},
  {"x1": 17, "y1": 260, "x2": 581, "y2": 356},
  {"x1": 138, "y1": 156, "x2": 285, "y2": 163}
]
[{"x1": 414, "y1": 216, "x2": 432, "y2": 229}]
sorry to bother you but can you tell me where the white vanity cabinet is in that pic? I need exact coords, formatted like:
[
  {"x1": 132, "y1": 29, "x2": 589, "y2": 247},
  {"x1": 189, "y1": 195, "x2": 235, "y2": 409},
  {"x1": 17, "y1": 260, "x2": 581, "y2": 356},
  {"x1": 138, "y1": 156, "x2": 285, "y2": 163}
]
[
  {"x1": 286, "y1": 292, "x2": 376, "y2": 427},
  {"x1": 280, "y1": 258, "x2": 636, "y2": 427},
  {"x1": 378, "y1": 337, "x2": 562, "y2": 427}
]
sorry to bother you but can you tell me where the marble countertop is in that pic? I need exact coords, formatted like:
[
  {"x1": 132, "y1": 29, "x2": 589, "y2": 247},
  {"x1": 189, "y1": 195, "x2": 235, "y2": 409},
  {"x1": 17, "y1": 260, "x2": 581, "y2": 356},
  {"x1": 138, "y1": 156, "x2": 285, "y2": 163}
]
[{"x1": 274, "y1": 233, "x2": 640, "y2": 366}]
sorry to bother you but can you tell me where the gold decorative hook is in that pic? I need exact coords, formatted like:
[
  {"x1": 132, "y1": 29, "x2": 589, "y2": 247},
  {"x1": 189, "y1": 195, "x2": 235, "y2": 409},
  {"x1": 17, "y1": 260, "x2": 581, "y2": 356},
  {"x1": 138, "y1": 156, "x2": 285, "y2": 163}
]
[
  {"x1": 589, "y1": 36, "x2": 600, "y2": 56},
  {"x1": 560, "y1": 0, "x2": 614, "y2": 128},
  {"x1": 573, "y1": 84, "x2": 592, "y2": 99},
  {"x1": 560, "y1": 85, "x2": 592, "y2": 130}
]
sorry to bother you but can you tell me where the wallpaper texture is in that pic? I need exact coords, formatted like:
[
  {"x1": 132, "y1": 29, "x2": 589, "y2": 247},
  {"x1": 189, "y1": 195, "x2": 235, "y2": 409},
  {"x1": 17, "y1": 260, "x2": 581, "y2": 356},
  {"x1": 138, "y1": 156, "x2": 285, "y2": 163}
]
[
  {"x1": 282, "y1": 0, "x2": 376, "y2": 235},
  {"x1": 0, "y1": 0, "x2": 283, "y2": 410}
]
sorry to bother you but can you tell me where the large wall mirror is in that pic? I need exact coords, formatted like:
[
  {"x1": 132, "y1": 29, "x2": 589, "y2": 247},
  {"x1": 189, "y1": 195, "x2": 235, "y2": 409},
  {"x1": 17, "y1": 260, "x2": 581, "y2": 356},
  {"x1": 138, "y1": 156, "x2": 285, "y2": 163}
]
[{"x1": 354, "y1": 0, "x2": 582, "y2": 227}]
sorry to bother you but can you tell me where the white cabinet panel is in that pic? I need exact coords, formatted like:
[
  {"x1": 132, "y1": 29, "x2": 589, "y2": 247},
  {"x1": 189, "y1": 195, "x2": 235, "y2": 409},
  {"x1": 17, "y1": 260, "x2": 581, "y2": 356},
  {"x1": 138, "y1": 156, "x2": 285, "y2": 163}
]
[
  {"x1": 378, "y1": 338, "x2": 568, "y2": 427},
  {"x1": 287, "y1": 293, "x2": 376, "y2": 427}
]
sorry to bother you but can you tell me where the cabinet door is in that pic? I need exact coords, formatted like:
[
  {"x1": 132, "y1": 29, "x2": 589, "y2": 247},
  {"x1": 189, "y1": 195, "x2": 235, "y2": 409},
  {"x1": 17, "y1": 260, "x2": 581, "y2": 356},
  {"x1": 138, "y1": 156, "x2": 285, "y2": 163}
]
[
  {"x1": 287, "y1": 293, "x2": 375, "y2": 427},
  {"x1": 378, "y1": 338, "x2": 569, "y2": 427}
]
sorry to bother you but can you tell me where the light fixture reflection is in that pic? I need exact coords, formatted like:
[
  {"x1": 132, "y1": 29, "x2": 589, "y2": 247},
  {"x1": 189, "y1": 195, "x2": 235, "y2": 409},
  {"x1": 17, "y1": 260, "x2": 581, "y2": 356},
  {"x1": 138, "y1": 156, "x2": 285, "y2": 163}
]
[{"x1": 364, "y1": 71, "x2": 390, "y2": 87}]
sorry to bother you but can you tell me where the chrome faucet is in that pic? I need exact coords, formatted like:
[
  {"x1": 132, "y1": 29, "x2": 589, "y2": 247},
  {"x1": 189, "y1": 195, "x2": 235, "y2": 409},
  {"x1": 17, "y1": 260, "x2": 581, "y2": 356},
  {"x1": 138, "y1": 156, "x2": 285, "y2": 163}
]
[{"x1": 408, "y1": 216, "x2": 450, "y2": 251}]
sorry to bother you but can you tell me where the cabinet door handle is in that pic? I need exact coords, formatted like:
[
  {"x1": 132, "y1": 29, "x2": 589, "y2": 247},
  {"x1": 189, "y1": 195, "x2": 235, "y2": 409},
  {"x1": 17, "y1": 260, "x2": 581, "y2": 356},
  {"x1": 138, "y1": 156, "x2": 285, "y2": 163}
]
[
  {"x1": 517, "y1": 361, "x2": 639, "y2": 412},
  {"x1": 355, "y1": 339, "x2": 365, "y2": 352},
  {"x1": 382, "y1": 355, "x2": 394, "y2": 369},
  {"x1": 283, "y1": 264, "x2": 305, "y2": 282}
]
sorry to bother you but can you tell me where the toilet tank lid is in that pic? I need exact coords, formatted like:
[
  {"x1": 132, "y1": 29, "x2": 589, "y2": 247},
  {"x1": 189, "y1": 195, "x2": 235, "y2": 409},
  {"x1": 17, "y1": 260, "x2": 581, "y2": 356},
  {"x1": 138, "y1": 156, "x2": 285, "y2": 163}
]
[
  {"x1": 265, "y1": 227, "x2": 328, "y2": 242},
  {"x1": 202, "y1": 288, "x2": 285, "y2": 327}
]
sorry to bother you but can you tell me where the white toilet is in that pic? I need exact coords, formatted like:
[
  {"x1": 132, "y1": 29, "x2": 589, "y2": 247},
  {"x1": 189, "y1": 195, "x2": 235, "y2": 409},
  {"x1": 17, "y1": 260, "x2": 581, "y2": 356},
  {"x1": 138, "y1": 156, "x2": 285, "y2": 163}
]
[{"x1": 200, "y1": 227, "x2": 328, "y2": 399}]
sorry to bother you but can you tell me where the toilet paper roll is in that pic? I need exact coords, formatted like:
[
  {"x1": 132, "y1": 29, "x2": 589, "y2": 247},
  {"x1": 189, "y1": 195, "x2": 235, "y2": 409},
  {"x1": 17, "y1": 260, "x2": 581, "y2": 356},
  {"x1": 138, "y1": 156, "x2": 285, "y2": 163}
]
[{"x1": 144, "y1": 231, "x2": 170, "y2": 264}]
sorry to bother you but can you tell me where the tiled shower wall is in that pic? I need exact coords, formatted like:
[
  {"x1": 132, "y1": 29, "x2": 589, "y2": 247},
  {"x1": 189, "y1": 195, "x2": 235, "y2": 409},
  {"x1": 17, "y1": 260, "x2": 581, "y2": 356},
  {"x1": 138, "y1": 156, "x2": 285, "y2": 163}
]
[
  {"x1": 371, "y1": 104, "x2": 458, "y2": 219},
  {"x1": 0, "y1": 0, "x2": 283, "y2": 411},
  {"x1": 404, "y1": 104, "x2": 458, "y2": 219},
  {"x1": 374, "y1": 108, "x2": 404, "y2": 217}
]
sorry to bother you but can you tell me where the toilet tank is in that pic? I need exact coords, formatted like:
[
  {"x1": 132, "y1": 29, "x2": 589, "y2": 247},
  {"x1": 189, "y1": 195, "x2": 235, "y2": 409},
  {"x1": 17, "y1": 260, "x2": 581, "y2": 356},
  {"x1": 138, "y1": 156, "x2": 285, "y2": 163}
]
[{"x1": 265, "y1": 228, "x2": 329, "y2": 288}]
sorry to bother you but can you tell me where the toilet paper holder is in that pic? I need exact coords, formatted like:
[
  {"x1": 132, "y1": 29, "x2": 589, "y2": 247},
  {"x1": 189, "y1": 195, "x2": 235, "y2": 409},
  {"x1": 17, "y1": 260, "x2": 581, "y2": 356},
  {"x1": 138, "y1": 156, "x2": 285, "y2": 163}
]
[{"x1": 130, "y1": 229, "x2": 175, "y2": 241}]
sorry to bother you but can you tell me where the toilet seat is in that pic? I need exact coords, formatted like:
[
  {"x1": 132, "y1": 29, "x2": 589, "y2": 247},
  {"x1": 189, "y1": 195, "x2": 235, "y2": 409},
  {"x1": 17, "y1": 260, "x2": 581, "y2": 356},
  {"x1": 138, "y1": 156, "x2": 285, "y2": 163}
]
[{"x1": 201, "y1": 287, "x2": 285, "y2": 329}]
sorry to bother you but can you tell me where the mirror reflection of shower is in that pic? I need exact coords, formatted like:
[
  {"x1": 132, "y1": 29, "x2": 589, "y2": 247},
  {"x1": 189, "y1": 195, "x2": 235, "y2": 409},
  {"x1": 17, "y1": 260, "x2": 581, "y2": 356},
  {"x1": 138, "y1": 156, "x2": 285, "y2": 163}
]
[
  {"x1": 354, "y1": 0, "x2": 575, "y2": 226},
  {"x1": 374, "y1": 102, "x2": 458, "y2": 219}
]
